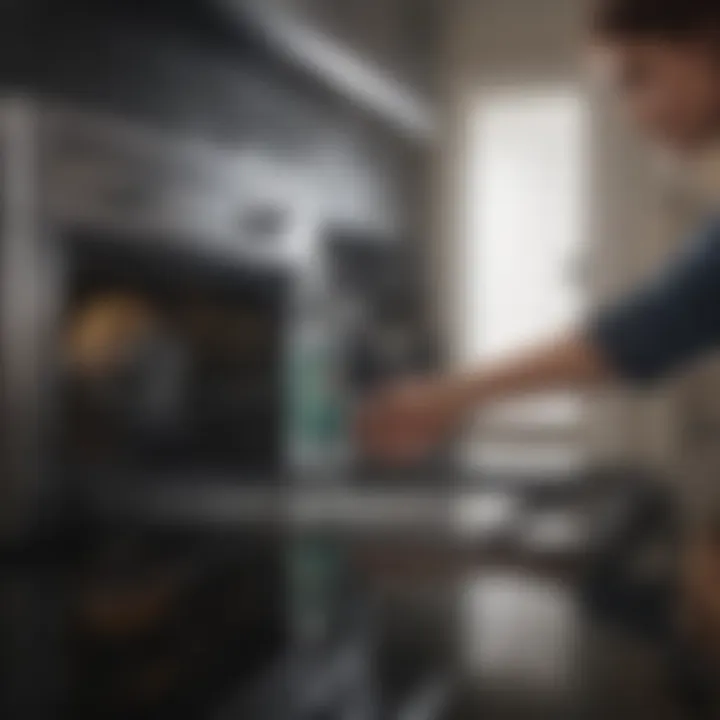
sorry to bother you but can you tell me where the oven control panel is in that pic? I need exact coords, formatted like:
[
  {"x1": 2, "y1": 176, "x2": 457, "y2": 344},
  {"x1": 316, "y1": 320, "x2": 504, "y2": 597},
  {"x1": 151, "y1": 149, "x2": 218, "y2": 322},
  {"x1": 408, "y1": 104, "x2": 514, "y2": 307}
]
[{"x1": 42, "y1": 106, "x2": 309, "y2": 266}]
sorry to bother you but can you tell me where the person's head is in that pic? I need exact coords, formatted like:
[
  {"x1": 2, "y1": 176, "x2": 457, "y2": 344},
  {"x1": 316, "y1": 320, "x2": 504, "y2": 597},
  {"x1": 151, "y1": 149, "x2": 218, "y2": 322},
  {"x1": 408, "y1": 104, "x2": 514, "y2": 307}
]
[{"x1": 591, "y1": 0, "x2": 720, "y2": 154}]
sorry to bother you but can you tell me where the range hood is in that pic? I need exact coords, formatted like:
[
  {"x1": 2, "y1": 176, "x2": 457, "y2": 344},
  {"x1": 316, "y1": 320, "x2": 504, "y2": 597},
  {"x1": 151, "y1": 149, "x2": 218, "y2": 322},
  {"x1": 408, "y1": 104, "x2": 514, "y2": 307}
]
[{"x1": 215, "y1": 0, "x2": 437, "y2": 142}]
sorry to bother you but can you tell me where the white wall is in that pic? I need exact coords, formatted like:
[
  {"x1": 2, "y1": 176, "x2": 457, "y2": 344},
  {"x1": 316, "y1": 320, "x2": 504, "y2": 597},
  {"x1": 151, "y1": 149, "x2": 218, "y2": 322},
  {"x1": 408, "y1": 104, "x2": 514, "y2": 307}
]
[{"x1": 434, "y1": 0, "x2": 684, "y2": 470}]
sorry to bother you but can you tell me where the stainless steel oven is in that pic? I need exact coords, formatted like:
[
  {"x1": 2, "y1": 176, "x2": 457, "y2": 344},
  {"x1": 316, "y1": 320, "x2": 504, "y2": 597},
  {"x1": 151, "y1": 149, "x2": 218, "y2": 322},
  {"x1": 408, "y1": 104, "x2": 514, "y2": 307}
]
[
  {"x1": 0, "y1": 99, "x2": 302, "y2": 719},
  {"x1": 0, "y1": 100, "x2": 303, "y2": 536}
]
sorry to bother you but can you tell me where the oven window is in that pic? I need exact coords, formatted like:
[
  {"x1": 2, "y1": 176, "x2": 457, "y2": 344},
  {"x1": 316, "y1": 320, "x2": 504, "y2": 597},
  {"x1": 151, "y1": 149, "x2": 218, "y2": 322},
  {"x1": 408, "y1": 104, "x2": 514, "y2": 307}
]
[{"x1": 60, "y1": 234, "x2": 288, "y2": 481}]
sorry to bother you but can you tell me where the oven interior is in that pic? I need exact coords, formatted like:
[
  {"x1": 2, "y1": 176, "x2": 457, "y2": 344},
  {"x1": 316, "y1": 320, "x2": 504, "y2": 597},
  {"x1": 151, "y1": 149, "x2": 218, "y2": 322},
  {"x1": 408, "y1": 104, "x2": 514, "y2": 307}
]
[{"x1": 59, "y1": 232, "x2": 289, "y2": 482}]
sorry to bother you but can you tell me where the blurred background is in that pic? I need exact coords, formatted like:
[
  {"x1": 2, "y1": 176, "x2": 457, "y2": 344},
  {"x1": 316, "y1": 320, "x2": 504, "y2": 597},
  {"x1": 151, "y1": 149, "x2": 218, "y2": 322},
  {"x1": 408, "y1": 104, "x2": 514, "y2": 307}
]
[{"x1": 1, "y1": 0, "x2": 720, "y2": 719}]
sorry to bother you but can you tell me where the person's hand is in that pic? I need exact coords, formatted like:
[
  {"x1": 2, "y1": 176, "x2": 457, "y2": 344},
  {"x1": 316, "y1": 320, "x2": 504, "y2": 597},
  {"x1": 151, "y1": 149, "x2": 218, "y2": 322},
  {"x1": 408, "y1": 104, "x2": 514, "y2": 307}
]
[{"x1": 356, "y1": 377, "x2": 470, "y2": 464}]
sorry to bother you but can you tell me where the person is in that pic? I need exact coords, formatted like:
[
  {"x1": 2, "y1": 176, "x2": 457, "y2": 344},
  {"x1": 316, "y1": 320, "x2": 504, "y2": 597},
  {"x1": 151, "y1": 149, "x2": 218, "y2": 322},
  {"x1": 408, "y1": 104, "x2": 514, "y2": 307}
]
[
  {"x1": 359, "y1": 1, "x2": 720, "y2": 710},
  {"x1": 359, "y1": 0, "x2": 720, "y2": 466}
]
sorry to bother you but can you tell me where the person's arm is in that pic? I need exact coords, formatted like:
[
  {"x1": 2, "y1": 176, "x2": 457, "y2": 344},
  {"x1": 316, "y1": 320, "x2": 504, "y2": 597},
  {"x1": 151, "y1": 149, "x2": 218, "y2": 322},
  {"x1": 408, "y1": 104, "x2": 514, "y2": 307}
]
[
  {"x1": 444, "y1": 331, "x2": 613, "y2": 408},
  {"x1": 359, "y1": 219, "x2": 720, "y2": 463},
  {"x1": 358, "y1": 332, "x2": 611, "y2": 462}
]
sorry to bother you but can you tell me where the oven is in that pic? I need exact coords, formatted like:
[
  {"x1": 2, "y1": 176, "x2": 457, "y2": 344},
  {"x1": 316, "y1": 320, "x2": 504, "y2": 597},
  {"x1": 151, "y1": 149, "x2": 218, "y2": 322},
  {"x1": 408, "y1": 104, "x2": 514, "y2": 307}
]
[
  {"x1": 53, "y1": 106, "x2": 298, "y2": 486},
  {"x1": 0, "y1": 99, "x2": 304, "y2": 719}
]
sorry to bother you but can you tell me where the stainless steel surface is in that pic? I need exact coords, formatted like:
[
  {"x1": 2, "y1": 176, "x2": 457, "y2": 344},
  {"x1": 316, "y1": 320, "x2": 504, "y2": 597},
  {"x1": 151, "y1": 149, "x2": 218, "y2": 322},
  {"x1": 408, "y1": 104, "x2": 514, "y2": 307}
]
[
  {"x1": 0, "y1": 98, "x2": 64, "y2": 543},
  {"x1": 42, "y1": 103, "x2": 305, "y2": 268},
  {"x1": 99, "y1": 482, "x2": 456, "y2": 538},
  {"x1": 217, "y1": 0, "x2": 437, "y2": 141}
]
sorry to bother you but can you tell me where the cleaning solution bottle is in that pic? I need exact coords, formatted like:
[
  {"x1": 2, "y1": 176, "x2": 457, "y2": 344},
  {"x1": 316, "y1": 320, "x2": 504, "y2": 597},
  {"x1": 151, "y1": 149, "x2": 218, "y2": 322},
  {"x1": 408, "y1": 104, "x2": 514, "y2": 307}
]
[{"x1": 286, "y1": 248, "x2": 350, "y2": 652}]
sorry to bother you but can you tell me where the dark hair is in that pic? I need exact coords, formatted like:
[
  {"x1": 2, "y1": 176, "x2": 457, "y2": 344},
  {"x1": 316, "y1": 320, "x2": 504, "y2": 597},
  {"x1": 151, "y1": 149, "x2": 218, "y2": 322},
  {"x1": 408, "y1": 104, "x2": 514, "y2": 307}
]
[{"x1": 593, "y1": 0, "x2": 720, "y2": 40}]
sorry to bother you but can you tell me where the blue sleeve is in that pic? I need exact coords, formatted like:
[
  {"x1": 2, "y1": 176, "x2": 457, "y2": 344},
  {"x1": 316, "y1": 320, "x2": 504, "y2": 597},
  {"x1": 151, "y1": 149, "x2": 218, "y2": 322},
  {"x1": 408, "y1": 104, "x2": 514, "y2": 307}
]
[{"x1": 588, "y1": 218, "x2": 720, "y2": 383}]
